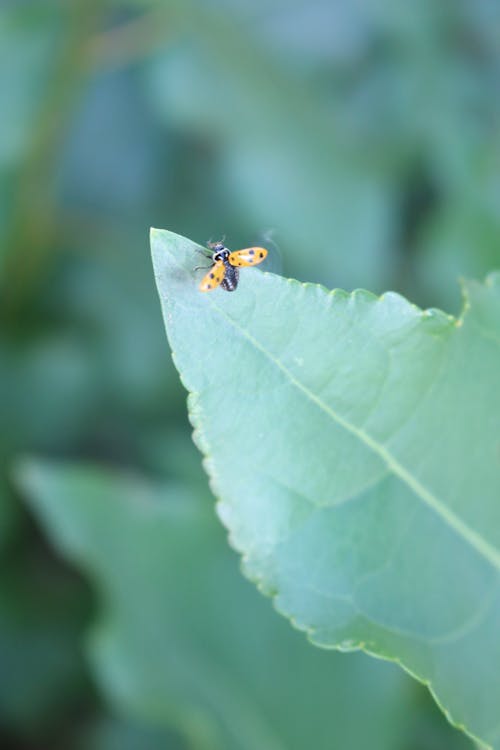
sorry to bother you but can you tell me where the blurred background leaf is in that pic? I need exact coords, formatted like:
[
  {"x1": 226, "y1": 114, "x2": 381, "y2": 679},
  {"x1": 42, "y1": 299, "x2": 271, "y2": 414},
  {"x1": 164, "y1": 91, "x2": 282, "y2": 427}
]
[{"x1": 1, "y1": 0, "x2": 499, "y2": 747}]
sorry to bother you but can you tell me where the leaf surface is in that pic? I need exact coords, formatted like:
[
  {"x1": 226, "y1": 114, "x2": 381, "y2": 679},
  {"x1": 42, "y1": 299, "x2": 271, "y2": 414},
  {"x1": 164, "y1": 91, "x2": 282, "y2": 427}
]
[{"x1": 151, "y1": 228, "x2": 500, "y2": 749}]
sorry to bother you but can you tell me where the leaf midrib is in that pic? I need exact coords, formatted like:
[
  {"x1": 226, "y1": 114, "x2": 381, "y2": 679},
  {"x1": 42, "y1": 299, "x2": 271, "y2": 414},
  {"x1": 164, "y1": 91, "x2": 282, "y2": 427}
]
[{"x1": 210, "y1": 298, "x2": 500, "y2": 573}]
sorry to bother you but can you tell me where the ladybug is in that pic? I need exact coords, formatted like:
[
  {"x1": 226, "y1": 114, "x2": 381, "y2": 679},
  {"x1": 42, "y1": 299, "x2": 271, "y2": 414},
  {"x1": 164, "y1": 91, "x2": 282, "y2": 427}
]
[{"x1": 197, "y1": 241, "x2": 268, "y2": 292}]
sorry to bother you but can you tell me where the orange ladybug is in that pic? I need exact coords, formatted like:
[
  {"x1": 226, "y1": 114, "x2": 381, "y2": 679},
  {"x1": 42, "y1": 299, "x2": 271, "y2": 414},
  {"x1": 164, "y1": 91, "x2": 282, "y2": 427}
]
[{"x1": 198, "y1": 241, "x2": 267, "y2": 292}]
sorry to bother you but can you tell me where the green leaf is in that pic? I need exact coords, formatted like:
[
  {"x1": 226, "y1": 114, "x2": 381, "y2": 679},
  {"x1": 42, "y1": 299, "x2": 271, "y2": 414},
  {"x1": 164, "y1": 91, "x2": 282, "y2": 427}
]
[
  {"x1": 150, "y1": 228, "x2": 500, "y2": 749},
  {"x1": 74, "y1": 715, "x2": 186, "y2": 750},
  {"x1": 18, "y1": 460, "x2": 424, "y2": 750}
]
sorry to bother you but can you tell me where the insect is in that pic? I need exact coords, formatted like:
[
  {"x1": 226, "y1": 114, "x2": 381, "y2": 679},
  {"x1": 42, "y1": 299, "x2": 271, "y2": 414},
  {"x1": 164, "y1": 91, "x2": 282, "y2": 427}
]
[{"x1": 197, "y1": 241, "x2": 268, "y2": 292}]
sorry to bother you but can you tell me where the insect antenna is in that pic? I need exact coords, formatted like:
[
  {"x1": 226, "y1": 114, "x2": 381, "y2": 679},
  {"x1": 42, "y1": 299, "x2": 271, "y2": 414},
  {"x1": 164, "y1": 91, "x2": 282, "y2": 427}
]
[{"x1": 207, "y1": 234, "x2": 226, "y2": 249}]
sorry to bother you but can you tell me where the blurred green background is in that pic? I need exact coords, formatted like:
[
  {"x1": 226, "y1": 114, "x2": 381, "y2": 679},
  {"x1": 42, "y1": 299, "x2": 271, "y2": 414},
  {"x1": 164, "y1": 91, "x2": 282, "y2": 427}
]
[{"x1": 1, "y1": 1, "x2": 499, "y2": 748}]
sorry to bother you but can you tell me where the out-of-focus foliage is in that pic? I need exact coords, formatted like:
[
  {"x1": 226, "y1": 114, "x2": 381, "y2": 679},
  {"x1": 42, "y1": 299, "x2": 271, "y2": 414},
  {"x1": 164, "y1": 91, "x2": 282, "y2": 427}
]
[
  {"x1": 1, "y1": 0, "x2": 498, "y2": 747},
  {"x1": 19, "y1": 459, "x2": 424, "y2": 750}
]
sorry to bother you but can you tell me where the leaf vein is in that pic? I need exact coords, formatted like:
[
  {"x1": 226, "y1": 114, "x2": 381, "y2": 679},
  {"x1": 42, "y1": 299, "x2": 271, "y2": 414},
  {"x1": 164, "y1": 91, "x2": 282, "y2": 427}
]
[{"x1": 213, "y1": 301, "x2": 500, "y2": 573}]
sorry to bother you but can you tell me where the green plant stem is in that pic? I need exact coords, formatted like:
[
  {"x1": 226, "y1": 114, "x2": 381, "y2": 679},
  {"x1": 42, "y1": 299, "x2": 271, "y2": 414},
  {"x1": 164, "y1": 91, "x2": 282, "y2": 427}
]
[
  {"x1": 1, "y1": 0, "x2": 105, "y2": 318},
  {"x1": 84, "y1": 6, "x2": 173, "y2": 73}
]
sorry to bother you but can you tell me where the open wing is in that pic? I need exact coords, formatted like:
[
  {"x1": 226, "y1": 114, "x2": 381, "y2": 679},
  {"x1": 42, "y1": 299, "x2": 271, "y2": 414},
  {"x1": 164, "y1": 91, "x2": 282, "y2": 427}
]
[
  {"x1": 199, "y1": 261, "x2": 226, "y2": 292},
  {"x1": 228, "y1": 247, "x2": 268, "y2": 267}
]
